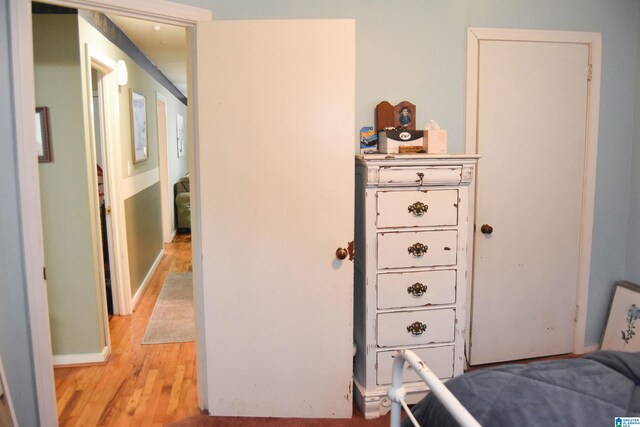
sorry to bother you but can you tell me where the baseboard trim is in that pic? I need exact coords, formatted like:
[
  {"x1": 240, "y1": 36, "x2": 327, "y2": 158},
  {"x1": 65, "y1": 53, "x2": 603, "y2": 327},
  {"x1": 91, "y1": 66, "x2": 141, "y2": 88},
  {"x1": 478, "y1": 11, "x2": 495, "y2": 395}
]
[
  {"x1": 131, "y1": 248, "x2": 164, "y2": 310},
  {"x1": 53, "y1": 346, "x2": 110, "y2": 367}
]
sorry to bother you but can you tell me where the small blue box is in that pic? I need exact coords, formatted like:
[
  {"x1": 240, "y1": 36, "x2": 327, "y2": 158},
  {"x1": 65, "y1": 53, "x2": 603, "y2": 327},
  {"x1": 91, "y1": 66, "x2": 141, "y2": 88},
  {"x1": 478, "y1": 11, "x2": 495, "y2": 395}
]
[{"x1": 360, "y1": 127, "x2": 378, "y2": 154}]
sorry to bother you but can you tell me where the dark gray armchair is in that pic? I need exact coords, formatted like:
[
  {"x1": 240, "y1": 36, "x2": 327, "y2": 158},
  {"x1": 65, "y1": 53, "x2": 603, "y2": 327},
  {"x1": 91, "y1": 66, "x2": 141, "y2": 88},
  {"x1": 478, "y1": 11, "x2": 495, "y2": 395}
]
[{"x1": 174, "y1": 175, "x2": 190, "y2": 231}]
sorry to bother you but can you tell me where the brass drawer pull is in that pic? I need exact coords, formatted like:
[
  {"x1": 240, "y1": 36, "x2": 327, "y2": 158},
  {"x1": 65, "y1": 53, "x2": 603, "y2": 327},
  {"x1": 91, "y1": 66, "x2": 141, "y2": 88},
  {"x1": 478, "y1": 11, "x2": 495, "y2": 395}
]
[
  {"x1": 408, "y1": 243, "x2": 428, "y2": 257},
  {"x1": 407, "y1": 282, "x2": 428, "y2": 297},
  {"x1": 407, "y1": 321, "x2": 427, "y2": 336},
  {"x1": 408, "y1": 201, "x2": 428, "y2": 216}
]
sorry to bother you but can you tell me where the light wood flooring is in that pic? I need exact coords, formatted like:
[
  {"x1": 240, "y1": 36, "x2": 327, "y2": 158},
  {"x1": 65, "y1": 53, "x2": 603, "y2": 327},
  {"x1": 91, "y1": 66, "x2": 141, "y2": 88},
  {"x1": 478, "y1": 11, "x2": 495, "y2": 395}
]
[{"x1": 55, "y1": 234, "x2": 200, "y2": 427}]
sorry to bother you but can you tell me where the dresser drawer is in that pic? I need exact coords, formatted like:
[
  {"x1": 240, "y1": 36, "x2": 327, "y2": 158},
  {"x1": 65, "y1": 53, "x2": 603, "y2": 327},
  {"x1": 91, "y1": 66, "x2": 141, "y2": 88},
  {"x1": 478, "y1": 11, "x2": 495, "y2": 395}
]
[
  {"x1": 378, "y1": 166, "x2": 463, "y2": 186},
  {"x1": 376, "y1": 190, "x2": 458, "y2": 228},
  {"x1": 377, "y1": 270, "x2": 456, "y2": 309},
  {"x1": 376, "y1": 346, "x2": 454, "y2": 385},
  {"x1": 377, "y1": 230, "x2": 457, "y2": 269},
  {"x1": 377, "y1": 309, "x2": 455, "y2": 347}
]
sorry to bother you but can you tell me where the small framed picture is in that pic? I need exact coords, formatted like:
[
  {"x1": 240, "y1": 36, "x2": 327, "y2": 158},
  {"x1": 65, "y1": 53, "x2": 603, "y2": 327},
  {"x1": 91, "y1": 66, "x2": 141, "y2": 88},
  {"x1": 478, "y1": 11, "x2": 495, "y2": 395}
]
[
  {"x1": 177, "y1": 113, "x2": 185, "y2": 158},
  {"x1": 130, "y1": 90, "x2": 148, "y2": 164},
  {"x1": 393, "y1": 101, "x2": 416, "y2": 130},
  {"x1": 36, "y1": 106, "x2": 52, "y2": 163},
  {"x1": 601, "y1": 280, "x2": 640, "y2": 352},
  {"x1": 376, "y1": 100, "x2": 417, "y2": 131}
]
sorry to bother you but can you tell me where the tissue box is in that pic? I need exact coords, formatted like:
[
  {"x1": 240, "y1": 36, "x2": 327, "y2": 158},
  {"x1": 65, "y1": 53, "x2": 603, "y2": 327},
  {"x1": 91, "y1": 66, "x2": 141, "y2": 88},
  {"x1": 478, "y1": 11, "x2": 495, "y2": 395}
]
[
  {"x1": 426, "y1": 129, "x2": 447, "y2": 154},
  {"x1": 378, "y1": 130, "x2": 425, "y2": 154}
]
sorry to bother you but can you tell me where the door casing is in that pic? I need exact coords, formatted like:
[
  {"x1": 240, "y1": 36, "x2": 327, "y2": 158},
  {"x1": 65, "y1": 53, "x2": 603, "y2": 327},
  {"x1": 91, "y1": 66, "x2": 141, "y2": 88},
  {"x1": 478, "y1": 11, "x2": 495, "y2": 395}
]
[
  {"x1": 156, "y1": 92, "x2": 174, "y2": 243},
  {"x1": 86, "y1": 44, "x2": 131, "y2": 320},
  {"x1": 86, "y1": 48, "x2": 117, "y2": 358},
  {"x1": 464, "y1": 27, "x2": 602, "y2": 358}
]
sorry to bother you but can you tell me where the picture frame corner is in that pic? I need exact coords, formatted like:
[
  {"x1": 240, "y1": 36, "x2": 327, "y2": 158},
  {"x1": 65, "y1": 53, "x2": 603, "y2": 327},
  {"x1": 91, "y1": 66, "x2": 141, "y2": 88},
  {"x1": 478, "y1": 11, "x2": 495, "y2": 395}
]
[
  {"x1": 130, "y1": 90, "x2": 148, "y2": 164},
  {"x1": 35, "y1": 106, "x2": 52, "y2": 163}
]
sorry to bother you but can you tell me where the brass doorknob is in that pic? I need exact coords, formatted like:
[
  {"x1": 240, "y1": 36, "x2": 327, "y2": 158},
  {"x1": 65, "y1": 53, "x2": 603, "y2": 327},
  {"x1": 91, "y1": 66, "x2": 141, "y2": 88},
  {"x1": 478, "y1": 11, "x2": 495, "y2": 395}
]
[
  {"x1": 336, "y1": 248, "x2": 348, "y2": 260},
  {"x1": 480, "y1": 224, "x2": 493, "y2": 235}
]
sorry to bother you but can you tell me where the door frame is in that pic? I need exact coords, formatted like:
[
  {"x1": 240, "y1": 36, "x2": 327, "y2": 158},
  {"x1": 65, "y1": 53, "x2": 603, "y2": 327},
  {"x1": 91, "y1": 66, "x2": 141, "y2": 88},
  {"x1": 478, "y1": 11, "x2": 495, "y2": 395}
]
[
  {"x1": 465, "y1": 27, "x2": 602, "y2": 355},
  {"x1": 8, "y1": 0, "x2": 212, "y2": 424},
  {"x1": 85, "y1": 44, "x2": 131, "y2": 320},
  {"x1": 156, "y1": 92, "x2": 174, "y2": 244},
  {"x1": 86, "y1": 45, "x2": 118, "y2": 351}
]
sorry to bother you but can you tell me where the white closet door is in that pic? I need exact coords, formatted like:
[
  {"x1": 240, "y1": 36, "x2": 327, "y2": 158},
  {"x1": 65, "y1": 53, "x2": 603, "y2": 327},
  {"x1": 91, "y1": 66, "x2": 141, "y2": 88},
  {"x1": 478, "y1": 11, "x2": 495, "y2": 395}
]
[
  {"x1": 196, "y1": 20, "x2": 355, "y2": 417},
  {"x1": 470, "y1": 39, "x2": 590, "y2": 365}
]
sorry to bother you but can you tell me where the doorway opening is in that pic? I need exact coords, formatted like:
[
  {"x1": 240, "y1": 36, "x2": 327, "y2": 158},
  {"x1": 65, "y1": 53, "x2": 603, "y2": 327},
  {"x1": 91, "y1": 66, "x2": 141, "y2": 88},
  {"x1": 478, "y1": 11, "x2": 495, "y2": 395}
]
[
  {"x1": 13, "y1": 0, "x2": 211, "y2": 422},
  {"x1": 91, "y1": 67, "x2": 115, "y2": 316}
]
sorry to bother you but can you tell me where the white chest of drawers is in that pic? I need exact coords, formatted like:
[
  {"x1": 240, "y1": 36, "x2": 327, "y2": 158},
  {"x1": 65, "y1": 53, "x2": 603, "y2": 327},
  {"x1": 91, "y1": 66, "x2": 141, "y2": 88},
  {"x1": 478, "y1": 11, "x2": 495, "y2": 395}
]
[{"x1": 353, "y1": 154, "x2": 479, "y2": 418}]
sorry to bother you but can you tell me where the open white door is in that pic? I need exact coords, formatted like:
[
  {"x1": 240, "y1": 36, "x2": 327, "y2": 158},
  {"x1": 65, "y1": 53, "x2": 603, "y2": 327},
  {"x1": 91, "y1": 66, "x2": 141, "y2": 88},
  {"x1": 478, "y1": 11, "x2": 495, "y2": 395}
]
[{"x1": 196, "y1": 20, "x2": 355, "y2": 418}]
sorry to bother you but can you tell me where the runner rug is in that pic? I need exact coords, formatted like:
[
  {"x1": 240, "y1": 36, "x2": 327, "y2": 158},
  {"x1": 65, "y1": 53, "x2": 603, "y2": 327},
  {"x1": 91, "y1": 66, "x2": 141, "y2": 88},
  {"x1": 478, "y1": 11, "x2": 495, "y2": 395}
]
[{"x1": 142, "y1": 272, "x2": 195, "y2": 344}]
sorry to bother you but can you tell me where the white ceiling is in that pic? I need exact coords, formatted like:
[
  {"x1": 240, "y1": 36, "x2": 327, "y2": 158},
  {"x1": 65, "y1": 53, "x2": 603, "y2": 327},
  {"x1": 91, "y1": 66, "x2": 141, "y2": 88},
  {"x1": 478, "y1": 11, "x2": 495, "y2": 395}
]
[{"x1": 108, "y1": 14, "x2": 187, "y2": 97}]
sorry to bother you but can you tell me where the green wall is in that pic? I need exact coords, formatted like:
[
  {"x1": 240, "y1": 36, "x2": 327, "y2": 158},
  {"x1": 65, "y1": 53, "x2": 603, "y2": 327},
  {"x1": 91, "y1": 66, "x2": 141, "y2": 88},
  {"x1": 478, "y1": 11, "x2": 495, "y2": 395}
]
[
  {"x1": 125, "y1": 182, "x2": 164, "y2": 295},
  {"x1": 34, "y1": 14, "x2": 106, "y2": 357}
]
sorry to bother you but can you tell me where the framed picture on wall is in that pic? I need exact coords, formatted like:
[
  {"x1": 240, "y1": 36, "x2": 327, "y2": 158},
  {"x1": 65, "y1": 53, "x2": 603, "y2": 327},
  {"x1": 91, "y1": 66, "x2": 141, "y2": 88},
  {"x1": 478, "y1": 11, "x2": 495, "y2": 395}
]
[
  {"x1": 601, "y1": 280, "x2": 640, "y2": 352},
  {"x1": 130, "y1": 90, "x2": 148, "y2": 164},
  {"x1": 177, "y1": 113, "x2": 185, "y2": 158},
  {"x1": 36, "y1": 106, "x2": 52, "y2": 163}
]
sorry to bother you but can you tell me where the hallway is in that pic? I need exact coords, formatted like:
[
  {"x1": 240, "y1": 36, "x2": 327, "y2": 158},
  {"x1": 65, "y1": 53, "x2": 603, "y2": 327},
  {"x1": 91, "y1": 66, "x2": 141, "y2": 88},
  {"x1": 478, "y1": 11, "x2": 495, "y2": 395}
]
[{"x1": 54, "y1": 234, "x2": 199, "y2": 426}]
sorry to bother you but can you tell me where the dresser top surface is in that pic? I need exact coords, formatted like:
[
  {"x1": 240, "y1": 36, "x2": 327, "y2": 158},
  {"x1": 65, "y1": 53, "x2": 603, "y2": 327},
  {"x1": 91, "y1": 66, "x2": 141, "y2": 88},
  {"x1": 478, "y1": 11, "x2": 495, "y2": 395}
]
[
  {"x1": 356, "y1": 153, "x2": 480, "y2": 166},
  {"x1": 357, "y1": 153, "x2": 480, "y2": 160}
]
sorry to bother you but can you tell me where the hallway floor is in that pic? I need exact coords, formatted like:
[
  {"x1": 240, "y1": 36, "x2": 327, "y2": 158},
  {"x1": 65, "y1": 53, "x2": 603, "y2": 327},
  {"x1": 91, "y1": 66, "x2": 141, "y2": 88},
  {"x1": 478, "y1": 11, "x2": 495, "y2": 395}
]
[{"x1": 55, "y1": 234, "x2": 198, "y2": 426}]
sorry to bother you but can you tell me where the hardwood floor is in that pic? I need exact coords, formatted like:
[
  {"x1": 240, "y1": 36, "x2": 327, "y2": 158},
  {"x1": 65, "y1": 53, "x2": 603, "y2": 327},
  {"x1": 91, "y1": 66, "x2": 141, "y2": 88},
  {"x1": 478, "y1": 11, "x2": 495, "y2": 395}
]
[{"x1": 55, "y1": 234, "x2": 200, "y2": 427}]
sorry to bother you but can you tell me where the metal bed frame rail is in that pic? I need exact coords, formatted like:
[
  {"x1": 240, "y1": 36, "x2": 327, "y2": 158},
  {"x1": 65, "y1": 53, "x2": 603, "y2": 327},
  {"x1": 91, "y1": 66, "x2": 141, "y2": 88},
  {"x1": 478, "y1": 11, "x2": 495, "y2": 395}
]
[{"x1": 387, "y1": 349, "x2": 482, "y2": 427}]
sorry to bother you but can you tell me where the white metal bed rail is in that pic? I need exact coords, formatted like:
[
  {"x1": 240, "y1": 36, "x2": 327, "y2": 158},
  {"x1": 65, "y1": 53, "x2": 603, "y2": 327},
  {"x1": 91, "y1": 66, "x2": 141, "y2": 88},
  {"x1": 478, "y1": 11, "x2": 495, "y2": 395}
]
[{"x1": 387, "y1": 349, "x2": 482, "y2": 427}]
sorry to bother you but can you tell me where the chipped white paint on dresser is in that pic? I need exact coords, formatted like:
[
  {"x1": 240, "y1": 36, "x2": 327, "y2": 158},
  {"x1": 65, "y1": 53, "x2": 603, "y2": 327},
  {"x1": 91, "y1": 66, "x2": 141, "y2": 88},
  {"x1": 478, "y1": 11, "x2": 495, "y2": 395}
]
[{"x1": 353, "y1": 154, "x2": 479, "y2": 418}]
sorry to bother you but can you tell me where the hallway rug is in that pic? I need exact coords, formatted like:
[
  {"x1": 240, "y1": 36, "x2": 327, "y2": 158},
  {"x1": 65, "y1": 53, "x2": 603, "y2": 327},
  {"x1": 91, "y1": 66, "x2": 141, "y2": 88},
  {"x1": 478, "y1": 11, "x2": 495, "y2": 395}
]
[{"x1": 142, "y1": 272, "x2": 195, "y2": 344}]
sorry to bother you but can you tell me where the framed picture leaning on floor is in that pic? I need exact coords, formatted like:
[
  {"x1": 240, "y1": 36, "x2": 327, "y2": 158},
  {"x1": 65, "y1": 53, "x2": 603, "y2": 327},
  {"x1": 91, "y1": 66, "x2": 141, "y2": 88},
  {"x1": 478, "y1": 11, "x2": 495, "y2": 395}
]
[{"x1": 601, "y1": 280, "x2": 640, "y2": 352}]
